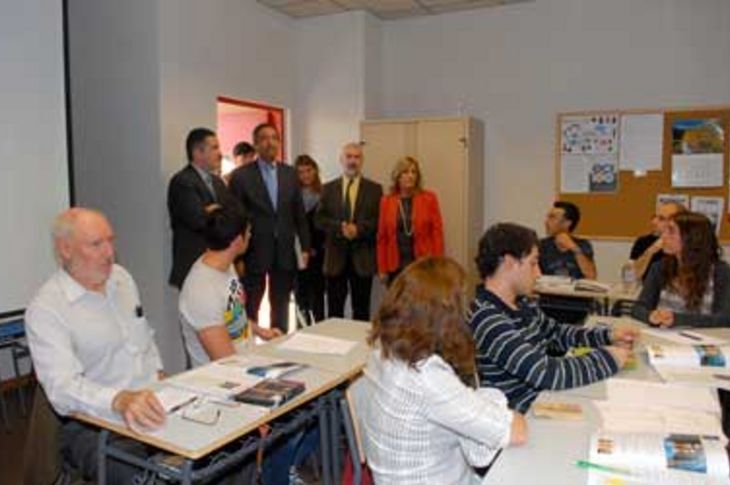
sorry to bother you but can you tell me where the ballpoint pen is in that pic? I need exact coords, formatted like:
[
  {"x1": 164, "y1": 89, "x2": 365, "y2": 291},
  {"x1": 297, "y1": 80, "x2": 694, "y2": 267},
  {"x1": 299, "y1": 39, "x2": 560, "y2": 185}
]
[
  {"x1": 574, "y1": 460, "x2": 633, "y2": 476},
  {"x1": 168, "y1": 396, "x2": 198, "y2": 414}
]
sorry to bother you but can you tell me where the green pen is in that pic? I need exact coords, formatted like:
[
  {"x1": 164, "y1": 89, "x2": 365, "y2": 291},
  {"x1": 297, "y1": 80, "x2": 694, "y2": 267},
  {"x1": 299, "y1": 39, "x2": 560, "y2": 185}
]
[{"x1": 574, "y1": 460, "x2": 634, "y2": 476}]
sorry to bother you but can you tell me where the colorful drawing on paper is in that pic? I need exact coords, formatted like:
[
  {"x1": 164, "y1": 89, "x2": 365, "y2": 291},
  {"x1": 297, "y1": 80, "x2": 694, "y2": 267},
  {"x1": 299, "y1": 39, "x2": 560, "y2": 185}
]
[
  {"x1": 663, "y1": 434, "x2": 708, "y2": 474},
  {"x1": 561, "y1": 114, "x2": 620, "y2": 155},
  {"x1": 694, "y1": 345, "x2": 726, "y2": 368},
  {"x1": 672, "y1": 119, "x2": 724, "y2": 155},
  {"x1": 589, "y1": 158, "x2": 618, "y2": 192}
]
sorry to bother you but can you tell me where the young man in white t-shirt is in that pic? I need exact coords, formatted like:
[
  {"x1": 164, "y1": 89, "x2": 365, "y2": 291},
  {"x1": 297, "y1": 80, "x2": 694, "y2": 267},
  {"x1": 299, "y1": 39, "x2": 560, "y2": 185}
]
[
  {"x1": 180, "y1": 208, "x2": 319, "y2": 483},
  {"x1": 179, "y1": 208, "x2": 281, "y2": 368}
]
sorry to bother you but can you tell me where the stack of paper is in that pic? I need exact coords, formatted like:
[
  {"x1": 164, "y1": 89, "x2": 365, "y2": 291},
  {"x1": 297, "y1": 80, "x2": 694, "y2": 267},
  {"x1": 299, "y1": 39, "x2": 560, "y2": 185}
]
[
  {"x1": 587, "y1": 379, "x2": 727, "y2": 484},
  {"x1": 277, "y1": 333, "x2": 357, "y2": 355},
  {"x1": 586, "y1": 432, "x2": 729, "y2": 485},
  {"x1": 642, "y1": 328, "x2": 727, "y2": 346},
  {"x1": 647, "y1": 343, "x2": 730, "y2": 390}
]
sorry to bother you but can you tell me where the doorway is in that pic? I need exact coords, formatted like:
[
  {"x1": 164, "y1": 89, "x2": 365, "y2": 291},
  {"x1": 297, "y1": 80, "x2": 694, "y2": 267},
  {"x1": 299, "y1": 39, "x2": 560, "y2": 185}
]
[
  {"x1": 216, "y1": 96, "x2": 295, "y2": 332},
  {"x1": 216, "y1": 96, "x2": 286, "y2": 177}
]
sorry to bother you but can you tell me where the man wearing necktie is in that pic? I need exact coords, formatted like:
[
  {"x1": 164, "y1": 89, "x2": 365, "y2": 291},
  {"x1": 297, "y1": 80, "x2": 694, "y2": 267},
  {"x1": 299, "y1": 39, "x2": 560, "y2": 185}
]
[
  {"x1": 167, "y1": 128, "x2": 243, "y2": 289},
  {"x1": 229, "y1": 123, "x2": 311, "y2": 334},
  {"x1": 316, "y1": 143, "x2": 382, "y2": 321}
]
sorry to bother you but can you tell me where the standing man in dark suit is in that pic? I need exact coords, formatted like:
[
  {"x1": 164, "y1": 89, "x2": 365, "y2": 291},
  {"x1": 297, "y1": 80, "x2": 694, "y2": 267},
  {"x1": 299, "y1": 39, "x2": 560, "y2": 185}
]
[
  {"x1": 229, "y1": 123, "x2": 310, "y2": 334},
  {"x1": 315, "y1": 142, "x2": 382, "y2": 321},
  {"x1": 168, "y1": 127, "x2": 243, "y2": 289}
]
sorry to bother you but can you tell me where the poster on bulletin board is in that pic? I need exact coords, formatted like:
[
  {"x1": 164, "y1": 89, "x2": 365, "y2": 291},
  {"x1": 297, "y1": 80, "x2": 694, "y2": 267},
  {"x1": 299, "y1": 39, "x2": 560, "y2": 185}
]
[
  {"x1": 560, "y1": 113, "x2": 620, "y2": 193},
  {"x1": 556, "y1": 106, "x2": 730, "y2": 241},
  {"x1": 671, "y1": 118, "x2": 725, "y2": 188}
]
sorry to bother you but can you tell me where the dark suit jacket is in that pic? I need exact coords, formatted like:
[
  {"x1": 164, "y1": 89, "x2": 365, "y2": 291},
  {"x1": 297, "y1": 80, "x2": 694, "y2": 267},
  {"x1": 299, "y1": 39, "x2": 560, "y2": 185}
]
[
  {"x1": 315, "y1": 176, "x2": 382, "y2": 277},
  {"x1": 228, "y1": 160, "x2": 311, "y2": 274},
  {"x1": 167, "y1": 164, "x2": 243, "y2": 288}
]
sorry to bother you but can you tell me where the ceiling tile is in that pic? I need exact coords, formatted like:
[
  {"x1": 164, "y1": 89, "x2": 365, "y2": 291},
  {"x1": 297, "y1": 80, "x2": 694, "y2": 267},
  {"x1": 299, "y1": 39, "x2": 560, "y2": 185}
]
[
  {"x1": 280, "y1": 0, "x2": 345, "y2": 18},
  {"x1": 257, "y1": 0, "x2": 533, "y2": 19},
  {"x1": 258, "y1": 0, "x2": 302, "y2": 6}
]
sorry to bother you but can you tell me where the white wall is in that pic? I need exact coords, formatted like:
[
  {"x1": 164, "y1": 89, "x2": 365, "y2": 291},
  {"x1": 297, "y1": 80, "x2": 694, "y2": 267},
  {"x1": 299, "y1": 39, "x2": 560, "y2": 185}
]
[
  {"x1": 69, "y1": 0, "x2": 298, "y2": 372},
  {"x1": 378, "y1": 0, "x2": 730, "y2": 278},
  {"x1": 68, "y1": 0, "x2": 172, "y2": 361},
  {"x1": 294, "y1": 11, "x2": 382, "y2": 180},
  {"x1": 157, "y1": 0, "x2": 297, "y2": 370}
]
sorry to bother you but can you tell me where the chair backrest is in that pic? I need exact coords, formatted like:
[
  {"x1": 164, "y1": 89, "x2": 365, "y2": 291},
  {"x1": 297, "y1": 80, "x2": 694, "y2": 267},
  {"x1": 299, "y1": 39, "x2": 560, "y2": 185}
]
[
  {"x1": 611, "y1": 299, "x2": 636, "y2": 317},
  {"x1": 345, "y1": 377, "x2": 368, "y2": 464},
  {"x1": 23, "y1": 386, "x2": 64, "y2": 485}
]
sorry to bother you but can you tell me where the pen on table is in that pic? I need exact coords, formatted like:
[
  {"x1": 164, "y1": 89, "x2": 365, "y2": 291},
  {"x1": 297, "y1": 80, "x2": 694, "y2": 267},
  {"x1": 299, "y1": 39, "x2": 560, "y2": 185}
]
[
  {"x1": 168, "y1": 396, "x2": 198, "y2": 414},
  {"x1": 574, "y1": 460, "x2": 633, "y2": 476},
  {"x1": 678, "y1": 331, "x2": 702, "y2": 342}
]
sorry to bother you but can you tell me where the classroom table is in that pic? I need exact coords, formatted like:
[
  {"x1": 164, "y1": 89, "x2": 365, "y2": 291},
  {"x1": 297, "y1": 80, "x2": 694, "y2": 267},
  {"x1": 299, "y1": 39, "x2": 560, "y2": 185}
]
[
  {"x1": 72, "y1": 318, "x2": 371, "y2": 485},
  {"x1": 534, "y1": 281, "x2": 641, "y2": 316},
  {"x1": 485, "y1": 315, "x2": 730, "y2": 484},
  {"x1": 484, "y1": 393, "x2": 597, "y2": 485}
]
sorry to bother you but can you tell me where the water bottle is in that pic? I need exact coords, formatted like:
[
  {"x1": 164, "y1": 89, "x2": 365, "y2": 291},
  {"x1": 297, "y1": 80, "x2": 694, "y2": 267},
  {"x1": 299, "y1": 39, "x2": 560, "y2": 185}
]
[{"x1": 620, "y1": 261, "x2": 636, "y2": 292}]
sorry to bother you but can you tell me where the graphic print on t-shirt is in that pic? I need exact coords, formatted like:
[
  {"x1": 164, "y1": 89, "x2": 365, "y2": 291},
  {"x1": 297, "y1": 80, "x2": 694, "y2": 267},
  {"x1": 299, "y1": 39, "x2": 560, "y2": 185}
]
[{"x1": 223, "y1": 278, "x2": 249, "y2": 343}]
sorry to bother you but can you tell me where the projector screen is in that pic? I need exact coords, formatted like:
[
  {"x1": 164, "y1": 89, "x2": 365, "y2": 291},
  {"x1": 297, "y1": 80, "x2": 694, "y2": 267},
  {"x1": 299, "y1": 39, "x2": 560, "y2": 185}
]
[{"x1": 0, "y1": 0, "x2": 71, "y2": 316}]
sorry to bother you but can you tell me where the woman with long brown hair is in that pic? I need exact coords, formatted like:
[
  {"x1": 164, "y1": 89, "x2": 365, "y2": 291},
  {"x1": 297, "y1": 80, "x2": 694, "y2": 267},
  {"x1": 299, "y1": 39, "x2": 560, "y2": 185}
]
[
  {"x1": 360, "y1": 257, "x2": 526, "y2": 484},
  {"x1": 632, "y1": 211, "x2": 730, "y2": 327},
  {"x1": 294, "y1": 154, "x2": 326, "y2": 323}
]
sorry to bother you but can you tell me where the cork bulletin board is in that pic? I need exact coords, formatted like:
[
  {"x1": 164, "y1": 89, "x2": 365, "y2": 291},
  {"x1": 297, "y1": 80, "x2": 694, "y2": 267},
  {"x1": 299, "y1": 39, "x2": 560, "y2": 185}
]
[{"x1": 556, "y1": 106, "x2": 730, "y2": 242}]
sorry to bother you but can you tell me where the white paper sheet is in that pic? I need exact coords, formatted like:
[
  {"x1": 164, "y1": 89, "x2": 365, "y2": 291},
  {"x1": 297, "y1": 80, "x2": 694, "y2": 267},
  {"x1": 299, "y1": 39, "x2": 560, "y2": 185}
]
[
  {"x1": 641, "y1": 328, "x2": 727, "y2": 346},
  {"x1": 594, "y1": 402, "x2": 722, "y2": 436},
  {"x1": 671, "y1": 154, "x2": 724, "y2": 188},
  {"x1": 653, "y1": 366, "x2": 730, "y2": 391},
  {"x1": 657, "y1": 193, "x2": 689, "y2": 212},
  {"x1": 620, "y1": 114, "x2": 664, "y2": 171},
  {"x1": 561, "y1": 114, "x2": 619, "y2": 155},
  {"x1": 277, "y1": 332, "x2": 357, "y2": 355},
  {"x1": 604, "y1": 378, "x2": 719, "y2": 413},
  {"x1": 690, "y1": 196, "x2": 724, "y2": 235},
  {"x1": 586, "y1": 432, "x2": 729, "y2": 485},
  {"x1": 561, "y1": 154, "x2": 590, "y2": 193}
]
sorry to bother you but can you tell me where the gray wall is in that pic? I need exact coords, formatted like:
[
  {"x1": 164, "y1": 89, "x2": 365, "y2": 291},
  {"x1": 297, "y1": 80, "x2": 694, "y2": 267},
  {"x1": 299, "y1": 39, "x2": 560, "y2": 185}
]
[{"x1": 67, "y1": 0, "x2": 174, "y2": 366}]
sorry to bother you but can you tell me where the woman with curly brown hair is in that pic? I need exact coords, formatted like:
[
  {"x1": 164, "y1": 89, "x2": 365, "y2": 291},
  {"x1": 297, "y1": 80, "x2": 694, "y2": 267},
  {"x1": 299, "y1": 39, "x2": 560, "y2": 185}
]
[
  {"x1": 360, "y1": 257, "x2": 526, "y2": 485},
  {"x1": 632, "y1": 211, "x2": 730, "y2": 327}
]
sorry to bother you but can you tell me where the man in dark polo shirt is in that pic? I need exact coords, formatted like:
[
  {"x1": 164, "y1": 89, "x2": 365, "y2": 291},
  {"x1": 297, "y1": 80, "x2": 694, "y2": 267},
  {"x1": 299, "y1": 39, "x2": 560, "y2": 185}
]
[
  {"x1": 630, "y1": 201, "x2": 685, "y2": 281},
  {"x1": 538, "y1": 201, "x2": 596, "y2": 324},
  {"x1": 539, "y1": 201, "x2": 596, "y2": 280}
]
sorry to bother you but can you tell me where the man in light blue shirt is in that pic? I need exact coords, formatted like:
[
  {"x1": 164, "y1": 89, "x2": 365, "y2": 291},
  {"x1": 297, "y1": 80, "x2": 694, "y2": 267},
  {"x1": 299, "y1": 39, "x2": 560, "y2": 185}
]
[{"x1": 229, "y1": 123, "x2": 311, "y2": 333}]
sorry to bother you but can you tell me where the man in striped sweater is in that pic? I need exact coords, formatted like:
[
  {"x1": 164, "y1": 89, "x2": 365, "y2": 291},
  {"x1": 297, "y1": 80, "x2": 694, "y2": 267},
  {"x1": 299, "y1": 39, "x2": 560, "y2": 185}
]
[{"x1": 469, "y1": 223, "x2": 638, "y2": 413}]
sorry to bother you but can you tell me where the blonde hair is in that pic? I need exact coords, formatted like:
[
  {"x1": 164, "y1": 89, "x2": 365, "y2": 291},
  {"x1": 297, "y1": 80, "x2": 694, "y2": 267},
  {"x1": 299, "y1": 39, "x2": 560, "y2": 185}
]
[{"x1": 390, "y1": 156, "x2": 422, "y2": 194}]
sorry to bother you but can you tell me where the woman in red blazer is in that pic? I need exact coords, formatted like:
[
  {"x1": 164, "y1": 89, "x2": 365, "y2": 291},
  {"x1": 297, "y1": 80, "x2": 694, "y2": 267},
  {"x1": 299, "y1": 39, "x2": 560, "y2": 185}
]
[{"x1": 377, "y1": 156, "x2": 445, "y2": 283}]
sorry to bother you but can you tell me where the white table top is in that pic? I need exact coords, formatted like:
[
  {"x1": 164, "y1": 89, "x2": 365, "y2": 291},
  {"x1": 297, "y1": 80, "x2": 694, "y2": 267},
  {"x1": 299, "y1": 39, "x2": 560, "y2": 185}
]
[
  {"x1": 485, "y1": 315, "x2": 730, "y2": 484},
  {"x1": 74, "y1": 318, "x2": 371, "y2": 459},
  {"x1": 485, "y1": 393, "x2": 597, "y2": 485},
  {"x1": 250, "y1": 318, "x2": 371, "y2": 375}
]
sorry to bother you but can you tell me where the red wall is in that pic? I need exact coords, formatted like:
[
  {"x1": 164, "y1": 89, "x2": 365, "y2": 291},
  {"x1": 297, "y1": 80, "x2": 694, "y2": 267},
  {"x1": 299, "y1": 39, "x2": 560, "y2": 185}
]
[
  {"x1": 217, "y1": 112, "x2": 267, "y2": 158},
  {"x1": 216, "y1": 98, "x2": 286, "y2": 161}
]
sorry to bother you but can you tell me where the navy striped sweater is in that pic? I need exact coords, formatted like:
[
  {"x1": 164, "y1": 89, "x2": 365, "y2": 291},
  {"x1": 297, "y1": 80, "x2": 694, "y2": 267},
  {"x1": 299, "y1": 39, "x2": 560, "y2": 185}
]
[{"x1": 468, "y1": 287, "x2": 619, "y2": 413}]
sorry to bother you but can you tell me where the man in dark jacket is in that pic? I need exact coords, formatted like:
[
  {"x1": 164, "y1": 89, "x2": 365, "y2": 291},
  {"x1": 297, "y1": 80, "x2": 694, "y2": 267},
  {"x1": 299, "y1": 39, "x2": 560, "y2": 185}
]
[
  {"x1": 229, "y1": 123, "x2": 310, "y2": 333},
  {"x1": 316, "y1": 142, "x2": 382, "y2": 321},
  {"x1": 167, "y1": 127, "x2": 242, "y2": 289}
]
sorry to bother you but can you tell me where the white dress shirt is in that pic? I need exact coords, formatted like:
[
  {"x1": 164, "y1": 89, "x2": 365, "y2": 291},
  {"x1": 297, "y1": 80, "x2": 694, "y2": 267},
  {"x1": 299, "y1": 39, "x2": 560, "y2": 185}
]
[
  {"x1": 25, "y1": 265, "x2": 163, "y2": 420},
  {"x1": 360, "y1": 348, "x2": 513, "y2": 485}
]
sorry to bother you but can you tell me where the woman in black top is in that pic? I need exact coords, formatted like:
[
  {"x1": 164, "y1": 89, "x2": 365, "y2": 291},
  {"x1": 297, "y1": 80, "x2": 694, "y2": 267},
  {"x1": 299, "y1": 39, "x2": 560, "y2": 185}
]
[
  {"x1": 632, "y1": 211, "x2": 730, "y2": 328},
  {"x1": 294, "y1": 155, "x2": 326, "y2": 324}
]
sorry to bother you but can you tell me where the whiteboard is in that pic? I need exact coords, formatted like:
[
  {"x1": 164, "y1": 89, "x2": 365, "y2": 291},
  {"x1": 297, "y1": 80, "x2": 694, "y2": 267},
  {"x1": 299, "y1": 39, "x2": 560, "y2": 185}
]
[{"x1": 0, "y1": 0, "x2": 70, "y2": 315}]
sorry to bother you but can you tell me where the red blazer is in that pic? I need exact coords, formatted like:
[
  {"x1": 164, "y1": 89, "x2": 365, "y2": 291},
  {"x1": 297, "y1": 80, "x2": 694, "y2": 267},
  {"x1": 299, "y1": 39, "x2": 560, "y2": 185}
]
[{"x1": 377, "y1": 190, "x2": 445, "y2": 274}]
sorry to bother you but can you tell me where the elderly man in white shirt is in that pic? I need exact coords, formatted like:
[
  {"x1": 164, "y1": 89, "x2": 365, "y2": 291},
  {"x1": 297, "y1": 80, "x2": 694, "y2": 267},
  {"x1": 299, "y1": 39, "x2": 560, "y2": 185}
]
[{"x1": 25, "y1": 208, "x2": 166, "y2": 483}]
